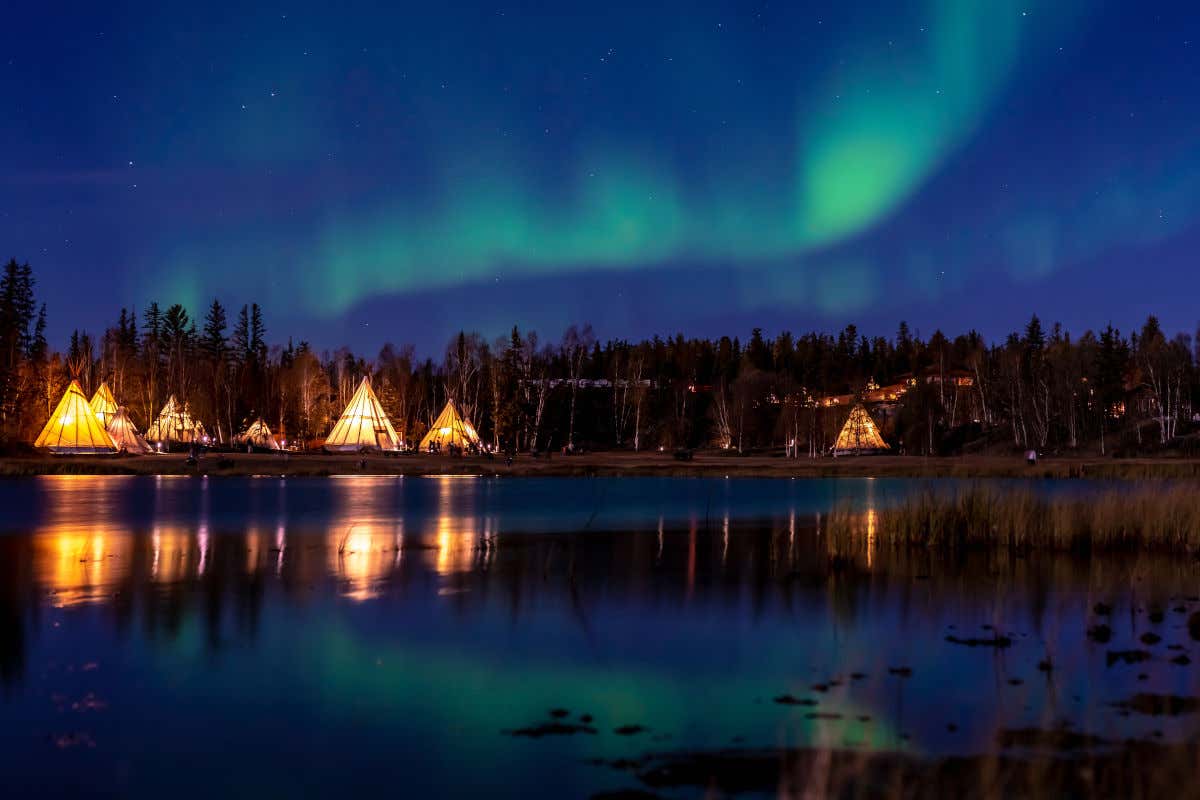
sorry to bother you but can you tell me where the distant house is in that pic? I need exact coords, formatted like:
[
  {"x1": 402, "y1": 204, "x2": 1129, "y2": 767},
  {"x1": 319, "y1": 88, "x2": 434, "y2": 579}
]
[
  {"x1": 895, "y1": 368, "x2": 975, "y2": 388},
  {"x1": 524, "y1": 378, "x2": 653, "y2": 390},
  {"x1": 862, "y1": 380, "x2": 909, "y2": 404}
]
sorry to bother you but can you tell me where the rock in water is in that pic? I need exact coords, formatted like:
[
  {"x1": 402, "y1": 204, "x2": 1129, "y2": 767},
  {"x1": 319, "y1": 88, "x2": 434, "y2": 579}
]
[{"x1": 1106, "y1": 650, "x2": 1151, "y2": 667}]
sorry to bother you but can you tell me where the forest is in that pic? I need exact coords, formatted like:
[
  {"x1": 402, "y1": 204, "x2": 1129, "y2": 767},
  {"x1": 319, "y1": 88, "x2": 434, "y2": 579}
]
[{"x1": 2, "y1": 259, "x2": 1197, "y2": 456}]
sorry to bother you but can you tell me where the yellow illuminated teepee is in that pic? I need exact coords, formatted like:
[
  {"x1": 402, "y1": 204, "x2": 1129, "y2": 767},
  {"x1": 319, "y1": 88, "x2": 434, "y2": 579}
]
[
  {"x1": 419, "y1": 401, "x2": 481, "y2": 452},
  {"x1": 145, "y1": 395, "x2": 206, "y2": 444},
  {"x1": 323, "y1": 377, "x2": 401, "y2": 452},
  {"x1": 237, "y1": 417, "x2": 282, "y2": 450},
  {"x1": 832, "y1": 404, "x2": 890, "y2": 455},
  {"x1": 106, "y1": 407, "x2": 153, "y2": 454},
  {"x1": 89, "y1": 382, "x2": 118, "y2": 429},
  {"x1": 34, "y1": 380, "x2": 117, "y2": 454}
]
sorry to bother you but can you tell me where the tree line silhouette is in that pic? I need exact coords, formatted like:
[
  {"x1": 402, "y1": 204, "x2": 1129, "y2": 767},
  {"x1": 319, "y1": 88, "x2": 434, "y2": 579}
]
[{"x1": 2, "y1": 258, "x2": 1197, "y2": 455}]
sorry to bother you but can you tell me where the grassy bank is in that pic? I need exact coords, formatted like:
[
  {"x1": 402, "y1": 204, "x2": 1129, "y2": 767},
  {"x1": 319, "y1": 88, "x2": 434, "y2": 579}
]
[
  {"x1": 829, "y1": 484, "x2": 1200, "y2": 554},
  {"x1": 606, "y1": 738, "x2": 1200, "y2": 799},
  {"x1": 7, "y1": 451, "x2": 1200, "y2": 479}
]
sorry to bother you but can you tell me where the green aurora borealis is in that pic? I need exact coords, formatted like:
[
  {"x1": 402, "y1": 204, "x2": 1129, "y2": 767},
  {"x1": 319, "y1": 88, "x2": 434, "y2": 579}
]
[{"x1": 159, "y1": 1, "x2": 1071, "y2": 315}]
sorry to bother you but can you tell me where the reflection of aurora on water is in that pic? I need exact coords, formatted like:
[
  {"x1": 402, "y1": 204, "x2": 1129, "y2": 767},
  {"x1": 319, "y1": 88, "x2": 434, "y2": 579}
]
[
  {"x1": 20, "y1": 476, "x2": 909, "y2": 768},
  {"x1": 8, "y1": 474, "x2": 1200, "y2": 799}
]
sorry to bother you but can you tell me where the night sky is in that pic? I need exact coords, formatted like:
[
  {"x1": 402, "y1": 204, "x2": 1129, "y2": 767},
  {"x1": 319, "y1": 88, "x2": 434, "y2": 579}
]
[{"x1": 4, "y1": 2, "x2": 1200, "y2": 353}]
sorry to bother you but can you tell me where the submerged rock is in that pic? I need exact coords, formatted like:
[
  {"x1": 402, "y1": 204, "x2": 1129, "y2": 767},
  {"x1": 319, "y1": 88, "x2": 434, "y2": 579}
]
[
  {"x1": 615, "y1": 725, "x2": 648, "y2": 736},
  {"x1": 506, "y1": 721, "x2": 597, "y2": 738},
  {"x1": 1087, "y1": 624, "x2": 1113, "y2": 643},
  {"x1": 1094, "y1": 602, "x2": 1113, "y2": 616},
  {"x1": 773, "y1": 695, "x2": 817, "y2": 706},
  {"x1": 1189, "y1": 612, "x2": 1200, "y2": 641},
  {"x1": 946, "y1": 634, "x2": 1013, "y2": 648},
  {"x1": 888, "y1": 666, "x2": 913, "y2": 677},
  {"x1": 1141, "y1": 632, "x2": 1163, "y2": 645},
  {"x1": 1107, "y1": 650, "x2": 1152, "y2": 666}
]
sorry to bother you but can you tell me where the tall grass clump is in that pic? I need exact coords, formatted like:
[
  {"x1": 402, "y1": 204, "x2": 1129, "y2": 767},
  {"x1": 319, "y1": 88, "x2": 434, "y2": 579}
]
[{"x1": 828, "y1": 484, "x2": 1200, "y2": 554}]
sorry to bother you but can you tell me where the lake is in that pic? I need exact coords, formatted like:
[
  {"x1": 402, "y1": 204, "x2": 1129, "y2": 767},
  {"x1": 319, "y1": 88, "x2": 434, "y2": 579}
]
[{"x1": 2, "y1": 475, "x2": 1198, "y2": 797}]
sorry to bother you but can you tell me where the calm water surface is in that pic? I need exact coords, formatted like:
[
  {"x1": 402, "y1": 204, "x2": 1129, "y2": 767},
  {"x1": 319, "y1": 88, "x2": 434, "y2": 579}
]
[{"x1": 1, "y1": 476, "x2": 1198, "y2": 798}]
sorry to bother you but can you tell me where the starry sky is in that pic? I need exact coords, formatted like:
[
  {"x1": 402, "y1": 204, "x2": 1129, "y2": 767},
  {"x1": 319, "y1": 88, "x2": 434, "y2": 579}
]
[{"x1": 4, "y1": 1, "x2": 1200, "y2": 352}]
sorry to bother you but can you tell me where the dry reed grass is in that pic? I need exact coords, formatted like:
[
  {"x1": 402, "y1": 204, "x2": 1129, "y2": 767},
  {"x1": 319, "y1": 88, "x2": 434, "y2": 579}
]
[{"x1": 829, "y1": 484, "x2": 1200, "y2": 554}]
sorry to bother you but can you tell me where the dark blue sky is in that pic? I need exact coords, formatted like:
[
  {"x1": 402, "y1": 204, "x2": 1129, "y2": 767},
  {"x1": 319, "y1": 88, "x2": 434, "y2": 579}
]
[{"x1": 3, "y1": 1, "x2": 1199, "y2": 353}]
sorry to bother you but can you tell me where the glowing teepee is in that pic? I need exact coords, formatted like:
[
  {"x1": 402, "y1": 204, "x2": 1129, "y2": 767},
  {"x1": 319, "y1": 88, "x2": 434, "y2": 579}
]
[
  {"x1": 145, "y1": 395, "x2": 207, "y2": 444},
  {"x1": 324, "y1": 377, "x2": 402, "y2": 452},
  {"x1": 106, "y1": 407, "x2": 153, "y2": 454},
  {"x1": 34, "y1": 380, "x2": 117, "y2": 454},
  {"x1": 89, "y1": 382, "x2": 118, "y2": 429},
  {"x1": 237, "y1": 417, "x2": 282, "y2": 450},
  {"x1": 419, "y1": 401, "x2": 481, "y2": 452},
  {"x1": 832, "y1": 404, "x2": 890, "y2": 455}
]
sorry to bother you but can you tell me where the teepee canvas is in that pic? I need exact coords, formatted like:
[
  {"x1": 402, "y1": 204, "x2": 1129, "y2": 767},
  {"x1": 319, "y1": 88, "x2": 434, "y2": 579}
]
[
  {"x1": 145, "y1": 395, "x2": 207, "y2": 444},
  {"x1": 34, "y1": 380, "x2": 117, "y2": 454},
  {"x1": 323, "y1": 377, "x2": 402, "y2": 452},
  {"x1": 237, "y1": 417, "x2": 282, "y2": 450},
  {"x1": 89, "y1": 382, "x2": 118, "y2": 429},
  {"x1": 832, "y1": 404, "x2": 889, "y2": 455},
  {"x1": 106, "y1": 407, "x2": 153, "y2": 454},
  {"x1": 418, "y1": 401, "x2": 481, "y2": 452}
]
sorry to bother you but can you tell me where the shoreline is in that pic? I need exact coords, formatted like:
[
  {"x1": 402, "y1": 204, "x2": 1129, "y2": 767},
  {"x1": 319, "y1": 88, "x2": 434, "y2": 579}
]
[{"x1": 5, "y1": 451, "x2": 1200, "y2": 479}]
